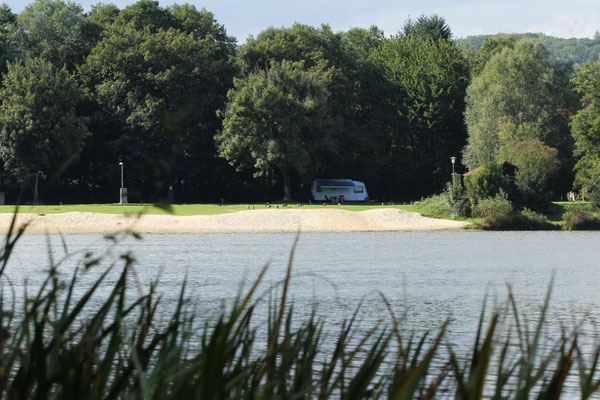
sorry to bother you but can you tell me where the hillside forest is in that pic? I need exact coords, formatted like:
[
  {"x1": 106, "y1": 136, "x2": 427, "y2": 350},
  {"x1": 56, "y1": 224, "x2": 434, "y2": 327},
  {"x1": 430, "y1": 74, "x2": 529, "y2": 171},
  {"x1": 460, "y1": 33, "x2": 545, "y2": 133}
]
[{"x1": 2, "y1": 0, "x2": 600, "y2": 208}]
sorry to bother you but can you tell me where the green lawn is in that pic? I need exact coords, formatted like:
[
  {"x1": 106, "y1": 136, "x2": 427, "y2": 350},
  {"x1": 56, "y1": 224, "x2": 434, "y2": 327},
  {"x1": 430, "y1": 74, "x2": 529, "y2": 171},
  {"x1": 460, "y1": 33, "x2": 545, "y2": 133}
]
[
  {"x1": 0, "y1": 202, "x2": 438, "y2": 216},
  {"x1": 0, "y1": 201, "x2": 586, "y2": 228}
]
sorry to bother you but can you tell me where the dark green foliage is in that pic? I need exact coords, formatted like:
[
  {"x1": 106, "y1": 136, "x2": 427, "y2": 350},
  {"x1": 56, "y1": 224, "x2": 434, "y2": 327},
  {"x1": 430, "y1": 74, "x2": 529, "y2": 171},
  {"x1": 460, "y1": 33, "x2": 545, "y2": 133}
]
[
  {"x1": 563, "y1": 209, "x2": 600, "y2": 230},
  {"x1": 473, "y1": 191, "x2": 513, "y2": 219},
  {"x1": 0, "y1": 3, "x2": 593, "y2": 203},
  {"x1": 370, "y1": 33, "x2": 469, "y2": 198},
  {"x1": 504, "y1": 139, "x2": 560, "y2": 210},
  {"x1": 571, "y1": 61, "x2": 600, "y2": 204},
  {"x1": 0, "y1": 3, "x2": 15, "y2": 25},
  {"x1": 85, "y1": 3, "x2": 120, "y2": 41},
  {"x1": 116, "y1": 0, "x2": 176, "y2": 32},
  {"x1": 474, "y1": 194, "x2": 558, "y2": 230},
  {"x1": 237, "y1": 23, "x2": 387, "y2": 199},
  {"x1": 80, "y1": 8, "x2": 237, "y2": 202},
  {"x1": 0, "y1": 58, "x2": 88, "y2": 193},
  {"x1": 464, "y1": 163, "x2": 512, "y2": 206},
  {"x1": 444, "y1": 172, "x2": 470, "y2": 218},
  {"x1": 401, "y1": 14, "x2": 451, "y2": 41},
  {"x1": 12, "y1": 0, "x2": 97, "y2": 69},
  {"x1": 463, "y1": 42, "x2": 575, "y2": 170},
  {"x1": 0, "y1": 3, "x2": 18, "y2": 75},
  {"x1": 217, "y1": 61, "x2": 337, "y2": 200},
  {"x1": 469, "y1": 36, "x2": 516, "y2": 76}
]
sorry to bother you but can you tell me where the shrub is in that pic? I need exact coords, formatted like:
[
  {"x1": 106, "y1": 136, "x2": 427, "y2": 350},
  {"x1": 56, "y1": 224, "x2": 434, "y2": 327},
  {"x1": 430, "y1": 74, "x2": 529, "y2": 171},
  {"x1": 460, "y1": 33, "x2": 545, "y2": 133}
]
[
  {"x1": 474, "y1": 193, "x2": 557, "y2": 230},
  {"x1": 518, "y1": 208, "x2": 558, "y2": 230},
  {"x1": 563, "y1": 209, "x2": 600, "y2": 230},
  {"x1": 464, "y1": 163, "x2": 512, "y2": 205},
  {"x1": 444, "y1": 172, "x2": 470, "y2": 218},
  {"x1": 504, "y1": 139, "x2": 560, "y2": 210},
  {"x1": 473, "y1": 191, "x2": 513, "y2": 219}
]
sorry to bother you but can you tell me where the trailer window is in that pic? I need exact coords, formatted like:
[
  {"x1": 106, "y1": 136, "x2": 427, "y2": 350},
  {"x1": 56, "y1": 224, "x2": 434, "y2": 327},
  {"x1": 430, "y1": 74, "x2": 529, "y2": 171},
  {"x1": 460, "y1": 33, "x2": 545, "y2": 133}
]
[{"x1": 354, "y1": 186, "x2": 364, "y2": 193}]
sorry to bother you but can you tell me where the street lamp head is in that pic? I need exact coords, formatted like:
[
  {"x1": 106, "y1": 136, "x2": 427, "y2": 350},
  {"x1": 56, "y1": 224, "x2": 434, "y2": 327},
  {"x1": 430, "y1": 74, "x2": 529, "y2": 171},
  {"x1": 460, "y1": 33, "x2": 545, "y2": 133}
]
[
  {"x1": 450, "y1": 157, "x2": 456, "y2": 164},
  {"x1": 119, "y1": 162, "x2": 123, "y2": 166}
]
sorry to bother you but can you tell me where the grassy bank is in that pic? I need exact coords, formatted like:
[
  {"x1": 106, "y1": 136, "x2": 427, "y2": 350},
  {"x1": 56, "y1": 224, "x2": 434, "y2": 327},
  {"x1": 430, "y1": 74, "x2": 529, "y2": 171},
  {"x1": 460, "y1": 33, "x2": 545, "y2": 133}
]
[
  {"x1": 1, "y1": 201, "x2": 597, "y2": 230},
  {"x1": 0, "y1": 202, "x2": 465, "y2": 217}
]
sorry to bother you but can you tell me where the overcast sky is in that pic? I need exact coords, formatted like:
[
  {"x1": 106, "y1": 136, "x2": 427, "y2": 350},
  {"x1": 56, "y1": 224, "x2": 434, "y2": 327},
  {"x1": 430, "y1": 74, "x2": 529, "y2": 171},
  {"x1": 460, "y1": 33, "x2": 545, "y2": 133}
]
[{"x1": 5, "y1": 0, "x2": 600, "y2": 43}]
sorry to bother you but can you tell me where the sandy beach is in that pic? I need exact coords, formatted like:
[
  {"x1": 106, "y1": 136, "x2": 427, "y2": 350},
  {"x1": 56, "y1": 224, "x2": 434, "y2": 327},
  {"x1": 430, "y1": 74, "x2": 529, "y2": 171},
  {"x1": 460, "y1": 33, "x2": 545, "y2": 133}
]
[{"x1": 0, "y1": 208, "x2": 468, "y2": 234}]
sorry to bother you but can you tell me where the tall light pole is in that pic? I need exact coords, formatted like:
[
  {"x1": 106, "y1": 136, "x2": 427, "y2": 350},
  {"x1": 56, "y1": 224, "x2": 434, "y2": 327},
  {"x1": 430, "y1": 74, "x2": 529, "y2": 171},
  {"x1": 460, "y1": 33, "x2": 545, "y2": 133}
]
[
  {"x1": 450, "y1": 157, "x2": 456, "y2": 174},
  {"x1": 119, "y1": 161, "x2": 127, "y2": 203},
  {"x1": 119, "y1": 162, "x2": 123, "y2": 189}
]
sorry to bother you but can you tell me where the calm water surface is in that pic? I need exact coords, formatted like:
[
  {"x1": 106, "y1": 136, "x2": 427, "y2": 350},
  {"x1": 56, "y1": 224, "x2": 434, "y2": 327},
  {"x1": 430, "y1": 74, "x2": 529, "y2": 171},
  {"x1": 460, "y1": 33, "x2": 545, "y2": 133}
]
[{"x1": 4, "y1": 231, "x2": 600, "y2": 353}]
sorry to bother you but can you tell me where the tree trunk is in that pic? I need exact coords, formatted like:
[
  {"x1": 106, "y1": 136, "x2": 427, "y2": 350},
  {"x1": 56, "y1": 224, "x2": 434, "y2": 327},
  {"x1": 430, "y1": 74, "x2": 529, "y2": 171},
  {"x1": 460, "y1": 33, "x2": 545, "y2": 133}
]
[
  {"x1": 34, "y1": 172, "x2": 39, "y2": 204},
  {"x1": 282, "y1": 170, "x2": 292, "y2": 201}
]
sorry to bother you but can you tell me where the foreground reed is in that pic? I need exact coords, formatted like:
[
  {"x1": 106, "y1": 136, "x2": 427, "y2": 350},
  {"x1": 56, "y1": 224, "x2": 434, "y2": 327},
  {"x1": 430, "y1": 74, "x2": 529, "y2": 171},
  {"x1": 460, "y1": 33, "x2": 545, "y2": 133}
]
[{"x1": 0, "y1": 215, "x2": 599, "y2": 398}]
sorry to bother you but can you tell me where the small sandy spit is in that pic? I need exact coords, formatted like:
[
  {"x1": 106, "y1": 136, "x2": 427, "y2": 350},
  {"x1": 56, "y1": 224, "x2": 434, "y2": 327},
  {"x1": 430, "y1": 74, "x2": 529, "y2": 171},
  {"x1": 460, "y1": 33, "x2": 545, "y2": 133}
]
[{"x1": 0, "y1": 209, "x2": 468, "y2": 234}]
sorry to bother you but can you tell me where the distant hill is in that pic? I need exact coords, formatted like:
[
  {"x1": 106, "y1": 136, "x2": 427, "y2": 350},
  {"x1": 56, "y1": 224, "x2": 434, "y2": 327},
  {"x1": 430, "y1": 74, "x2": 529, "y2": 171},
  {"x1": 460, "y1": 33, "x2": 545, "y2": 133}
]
[{"x1": 458, "y1": 33, "x2": 600, "y2": 70}]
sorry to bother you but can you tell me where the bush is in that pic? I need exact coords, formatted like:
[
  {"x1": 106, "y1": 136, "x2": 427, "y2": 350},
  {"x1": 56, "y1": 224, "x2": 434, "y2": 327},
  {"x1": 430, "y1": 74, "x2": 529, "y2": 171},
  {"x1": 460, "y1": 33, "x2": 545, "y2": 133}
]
[
  {"x1": 504, "y1": 139, "x2": 560, "y2": 210},
  {"x1": 444, "y1": 172, "x2": 471, "y2": 218},
  {"x1": 474, "y1": 193, "x2": 557, "y2": 230},
  {"x1": 563, "y1": 209, "x2": 600, "y2": 230},
  {"x1": 464, "y1": 163, "x2": 512, "y2": 205},
  {"x1": 473, "y1": 191, "x2": 513, "y2": 219},
  {"x1": 518, "y1": 208, "x2": 558, "y2": 230}
]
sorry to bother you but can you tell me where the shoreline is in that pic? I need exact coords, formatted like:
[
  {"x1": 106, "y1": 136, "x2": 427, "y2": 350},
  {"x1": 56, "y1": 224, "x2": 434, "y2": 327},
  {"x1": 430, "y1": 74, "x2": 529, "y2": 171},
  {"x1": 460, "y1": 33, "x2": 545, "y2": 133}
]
[{"x1": 0, "y1": 208, "x2": 469, "y2": 234}]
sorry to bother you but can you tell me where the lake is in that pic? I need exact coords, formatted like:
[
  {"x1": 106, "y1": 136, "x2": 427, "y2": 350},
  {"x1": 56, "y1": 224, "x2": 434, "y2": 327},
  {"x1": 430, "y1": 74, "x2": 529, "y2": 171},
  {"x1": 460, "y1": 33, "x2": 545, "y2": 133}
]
[{"x1": 4, "y1": 231, "x2": 600, "y2": 352}]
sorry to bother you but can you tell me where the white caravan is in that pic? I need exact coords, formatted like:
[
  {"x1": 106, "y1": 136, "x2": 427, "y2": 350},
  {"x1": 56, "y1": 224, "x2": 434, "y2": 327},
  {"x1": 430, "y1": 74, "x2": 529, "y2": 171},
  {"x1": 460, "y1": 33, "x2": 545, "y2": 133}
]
[{"x1": 311, "y1": 179, "x2": 368, "y2": 202}]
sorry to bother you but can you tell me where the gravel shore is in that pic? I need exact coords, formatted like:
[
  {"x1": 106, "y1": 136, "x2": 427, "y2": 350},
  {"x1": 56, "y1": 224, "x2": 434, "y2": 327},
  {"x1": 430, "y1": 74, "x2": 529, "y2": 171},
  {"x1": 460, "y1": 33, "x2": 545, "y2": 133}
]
[{"x1": 0, "y1": 208, "x2": 469, "y2": 234}]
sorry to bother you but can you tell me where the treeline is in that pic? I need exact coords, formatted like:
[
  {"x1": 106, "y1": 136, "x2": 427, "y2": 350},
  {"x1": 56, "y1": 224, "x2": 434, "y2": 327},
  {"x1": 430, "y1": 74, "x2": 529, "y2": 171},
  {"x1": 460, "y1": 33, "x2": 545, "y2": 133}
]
[
  {"x1": 0, "y1": 1, "x2": 599, "y2": 205},
  {"x1": 460, "y1": 33, "x2": 600, "y2": 70}
]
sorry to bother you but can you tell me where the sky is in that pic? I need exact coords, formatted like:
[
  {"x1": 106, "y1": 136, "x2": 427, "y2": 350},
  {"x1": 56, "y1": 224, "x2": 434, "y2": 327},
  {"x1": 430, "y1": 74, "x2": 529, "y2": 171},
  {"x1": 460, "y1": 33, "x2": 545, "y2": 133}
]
[{"x1": 5, "y1": 0, "x2": 600, "y2": 43}]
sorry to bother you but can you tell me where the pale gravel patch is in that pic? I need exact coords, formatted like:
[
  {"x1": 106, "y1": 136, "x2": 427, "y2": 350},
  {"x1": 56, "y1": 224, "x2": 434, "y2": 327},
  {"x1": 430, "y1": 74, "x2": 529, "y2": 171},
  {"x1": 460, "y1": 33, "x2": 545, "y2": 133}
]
[{"x1": 0, "y1": 209, "x2": 468, "y2": 234}]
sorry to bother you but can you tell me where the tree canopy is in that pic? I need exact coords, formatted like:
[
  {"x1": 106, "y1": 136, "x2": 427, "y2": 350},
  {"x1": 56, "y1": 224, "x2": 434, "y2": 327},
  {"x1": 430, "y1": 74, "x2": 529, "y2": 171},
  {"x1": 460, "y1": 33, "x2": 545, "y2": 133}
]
[
  {"x1": 217, "y1": 61, "x2": 337, "y2": 200},
  {"x1": 80, "y1": 8, "x2": 236, "y2": 199},
  {"x1": 12, "y1": 0, "x2": 95, "y2": 68},
  {"x1": 463, "y1": 42, "x2": 574, "y2": 169},
  {"x1": 0, "y1": 57, "x2": 88, "y2": 199},
  {"x1": 571, "y1": 60, "x2": 600, "y2": 200},
  {"x1": 370, "y1": 32, "x2": 469, "y2": 196},
  {"x1": 0, "y1": 1, "x2": 598, "y2": 205}
]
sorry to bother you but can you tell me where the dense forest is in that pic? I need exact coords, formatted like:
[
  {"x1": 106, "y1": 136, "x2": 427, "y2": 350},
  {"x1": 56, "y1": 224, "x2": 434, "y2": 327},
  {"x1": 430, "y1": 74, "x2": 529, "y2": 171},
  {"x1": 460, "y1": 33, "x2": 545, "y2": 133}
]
[
  {"x1": 1, "y1": 0, "x2": 600, "y2": 207},
  {"x1": 459, "y1": 33, "x2": 600, "y2": 70}
]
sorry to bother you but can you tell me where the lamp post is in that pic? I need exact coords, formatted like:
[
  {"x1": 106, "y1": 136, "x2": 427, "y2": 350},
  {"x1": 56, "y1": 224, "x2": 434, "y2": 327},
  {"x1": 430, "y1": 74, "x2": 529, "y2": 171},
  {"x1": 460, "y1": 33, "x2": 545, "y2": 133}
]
[
  {"x1": 450, "y1": 157, "x2": 456, "y2": 174},
  {"x1": 119, "y1": 162, "x2": 127, "y2": 203},
  {"x1": 119, "y1": 162, "x2": 123, "y2": 189}
]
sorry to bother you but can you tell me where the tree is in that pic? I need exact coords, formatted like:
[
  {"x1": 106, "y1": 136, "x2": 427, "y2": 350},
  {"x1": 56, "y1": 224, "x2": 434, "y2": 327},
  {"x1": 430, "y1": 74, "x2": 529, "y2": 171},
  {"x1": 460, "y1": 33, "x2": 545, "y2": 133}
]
[
  {"x1": 470, "y1": 36, "x2": 516, "y2": 76},
  {"x1": 504, "y1": 139, "x2": 560, "y2": 209},
  {"x1": 571, "y1": 60, "x2": 600, "y2": 201},
  {"x1": 463, "y1": 42, "x2": 574, "y2": 171},
  {"x1": 12, "y1": 0, "x2": 96, "y2": 68},
  {"x1": 401, "y1": 14, "x2": 451, "y2": 41},
  {"x1": 87, "y1": 2, "x2": 120, "y2": 27},
  {"x1": 0, "y1": 58, "x2": 88, "y2": 202},
  {"x1": 238, "y1": 23, "x2": 386, "y2": 197},
  {"x1": 370, "y1": 33, "x2": 469, "y2": 197},
  {"x1": 86, "y1": 3, "x2": 120, "y2": 41},
  {"x1": 0, "y1": 3, "x2": 15, "y2": 25},
  {"x1": 0, "y1": 3, "x2": 18, "y2": 74},
  {"x1": 216, "y1": 61, "x2": 337, "y2": 200},
  {"x1": 116, "y1": 0, "x2": 176, "y2": 32},
  {"x1": 81, "y1": 13, "x2": 236, "y2": 200}
]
